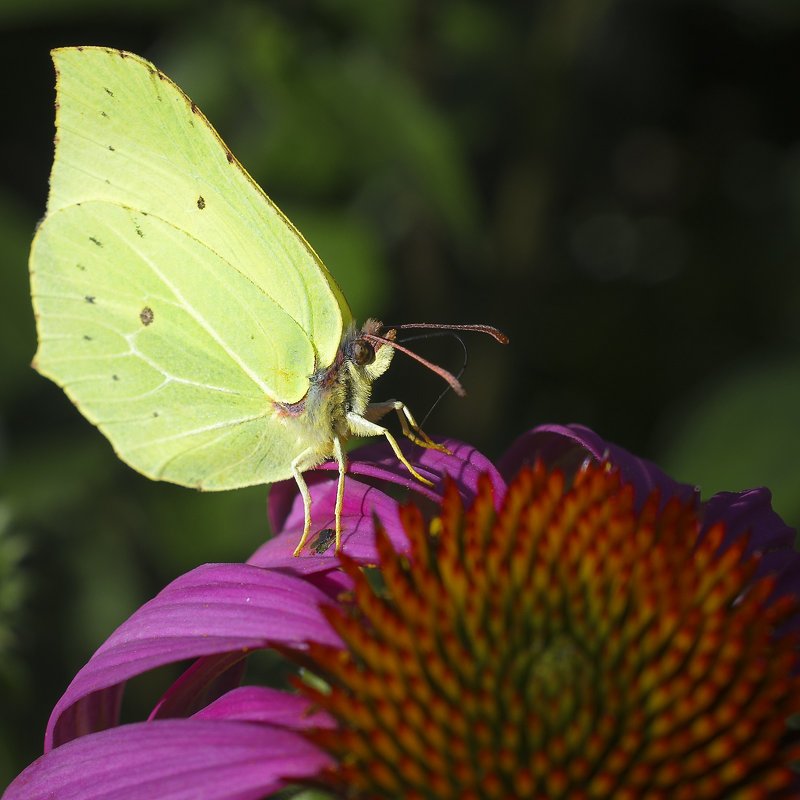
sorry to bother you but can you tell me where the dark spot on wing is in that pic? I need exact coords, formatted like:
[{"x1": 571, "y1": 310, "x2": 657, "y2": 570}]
[
  {"x1": 108, "y1": 145, "x2": 115, "y2": 151},
  {"x1": 104, "y1": 87, "x2": 113, "y2": 96},
  {"x1": 152, "y1": 411, "x2": 159, "y2": 418},
  {"x1": 84, "y1": 295, "x2": 95, "y2": 304},
  {"x1": 191, "y1": 101, "x2": 198, "y2": 114},
  {"x1": 112, "y1": 374, "x2": 119, "y2": 381},
  {"x1": 140, "y1": 307, "x2": 154, "y2": 326},
  {"x1": 100, "y1": 111, "x2": 108, "y2": 118},
  {"x1": 226, "y1": 151, "x2": 234, "y2": 164},
  {"x1": 157, "y1": 70, "x2": 166, "y2": 81},
  {"x1": 76, "y1": 263, "x2": 85, "y2": 271},
  {"x1": 197, "y1": 196, "x2": 205, "y2": 210},
  {"x1": 83, "y1": 335, "x2": 92, "y2": 341},
  {"x1": 89, "y1": 237, "x2": 102, "y2": 247},
  {"x1": 134, "y1": 221, "x2": 143, "y2": 238}
]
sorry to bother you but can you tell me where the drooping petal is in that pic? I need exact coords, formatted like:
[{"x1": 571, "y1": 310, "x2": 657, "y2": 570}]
[
  {"x1": 5, "y1": 720, "x2": 330, "y2": 800},
  {"x1": 149, "y1": 652, "x2": 248, "y2": 720},
  {"x1": 193, "y1": 686, "x2": 335, "y2": 730},
  {"x1": 46, "y1": 563, "x2": 339, "y2": 750}
]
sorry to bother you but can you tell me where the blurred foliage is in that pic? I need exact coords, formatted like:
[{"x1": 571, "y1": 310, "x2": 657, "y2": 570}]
[
  {"x1": 2, "y1": 0, "x2": 800, "y2": 788},
  {"x1": 659, "y1": 357, "x2": 800, "y2": 525},
  {"x1": 0, "y1": 505, "x2": 28, "y2": 783}
]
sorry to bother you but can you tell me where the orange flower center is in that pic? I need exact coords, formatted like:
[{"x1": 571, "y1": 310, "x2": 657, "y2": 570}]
[{"x1": 298, "y1": 462, "x2": 800, "y2": 798}]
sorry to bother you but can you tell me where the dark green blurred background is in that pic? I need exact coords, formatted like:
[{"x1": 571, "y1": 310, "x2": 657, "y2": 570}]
[{"x1": 2, "y1": 0, "x2": 800, "y2": 786}]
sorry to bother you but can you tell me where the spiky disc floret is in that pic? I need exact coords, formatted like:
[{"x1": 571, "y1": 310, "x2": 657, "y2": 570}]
[{"x1": 297, "y1": 462, "x2": 800, "y2": 798}]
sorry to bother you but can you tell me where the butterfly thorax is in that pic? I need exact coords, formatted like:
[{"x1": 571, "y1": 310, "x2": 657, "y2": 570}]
[{"x1": 276, "y1": 319, "x2": 395, "y2": 464}]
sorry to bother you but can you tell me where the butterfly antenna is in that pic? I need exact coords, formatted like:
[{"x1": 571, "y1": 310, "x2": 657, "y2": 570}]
[
  {"x1": 365, "y1": 322, "x2": 508, "y2": 422},
  {"x1": 391, "y1": 322, "x2": 509, "y2": 345},
  {"x1": 362, "y1": 333, "x2": 467, "y2": 396},
  {"x1": 396, "y1": 331, "x2": 469, "y2": 427}
]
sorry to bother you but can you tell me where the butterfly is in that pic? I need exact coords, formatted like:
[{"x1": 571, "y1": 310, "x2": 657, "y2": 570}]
[{"x1": 30, "y1": 47, "x2": 506, "y2": 554}]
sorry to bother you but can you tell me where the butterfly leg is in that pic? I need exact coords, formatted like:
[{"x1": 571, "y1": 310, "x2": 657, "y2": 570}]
[
  {"x1": 291, "y1": 437, "x2": 348, "y2": 556},
  {"x1": 365, "y1": 400, "x2": 451, "y2": 454},
  {"x1": 290, "y1": 451, "x2": 315, "y2": 557},
  {"x1": 332, "y1": 435, "x2": 347, "y2": 553},
  {"x1": 346, "y1": 411, "x2": 435, "y2": 487}
]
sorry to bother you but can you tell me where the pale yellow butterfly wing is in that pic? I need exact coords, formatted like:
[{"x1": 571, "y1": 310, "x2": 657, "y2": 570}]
[{"x1": 31, "y1": 46, "x2": 352, "y2": 489}]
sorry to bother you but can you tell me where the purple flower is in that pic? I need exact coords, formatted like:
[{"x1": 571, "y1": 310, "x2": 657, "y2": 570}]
[{"x1": 5, "y1": 424, "x2": 800, "y2": 799}]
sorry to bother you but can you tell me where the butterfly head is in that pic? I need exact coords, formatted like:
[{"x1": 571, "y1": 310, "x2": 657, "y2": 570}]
[{"x1": 346, "y1": 318, "x2": 396, "y2": 381}]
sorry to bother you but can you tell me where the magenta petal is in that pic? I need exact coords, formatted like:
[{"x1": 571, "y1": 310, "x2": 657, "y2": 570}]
[
  {"x1": 150, "y1": 653, "x2": 247, "y2": 720},
  {"x1": 4, "y1": 719, "x2": 330, "y2": 800},
  {"x1": 336, "y1": 437, "x2": 506, "y2": 499},
  {"x1": 499, "y1": 424, "x2": 699, "y2": 510},
  {"x1": 265, "y1": 460, "x2": 438, "y2": 539},
  {"x1": 703, "y1": 487, "x2": 795, "y2": 549},
  {"x1": 47, "y1": 563, "x2": 339, "y2": 750},
  {"x1": 254, "y1": 477, "x2": 412, "y2": 565},
  {"x1": 497, "y1": 423, "x2": 599, "y2": 478},
  {"x1": 264, "y1": 438, "x2": 506, "y2": 560},
  {"x1": 194, "y1": 686, "x2": 335, "y2": 729},
  {"x1": 267, "y1": 472, "x2": 329, "y2": 542},
  {"x1": 412, "y1": 437, "x2": 507, "y2": 502},
  {"x1": 267, "y1": 437, "x2": 505, "y2": 526},
  {"x1": 702, "y1": 487, "x2": 800, "y2": 605}
]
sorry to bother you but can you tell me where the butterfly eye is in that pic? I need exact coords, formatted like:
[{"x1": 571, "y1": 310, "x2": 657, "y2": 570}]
[{"x1": 351, "y1": 339, "x2": 376, "y2": 366}]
